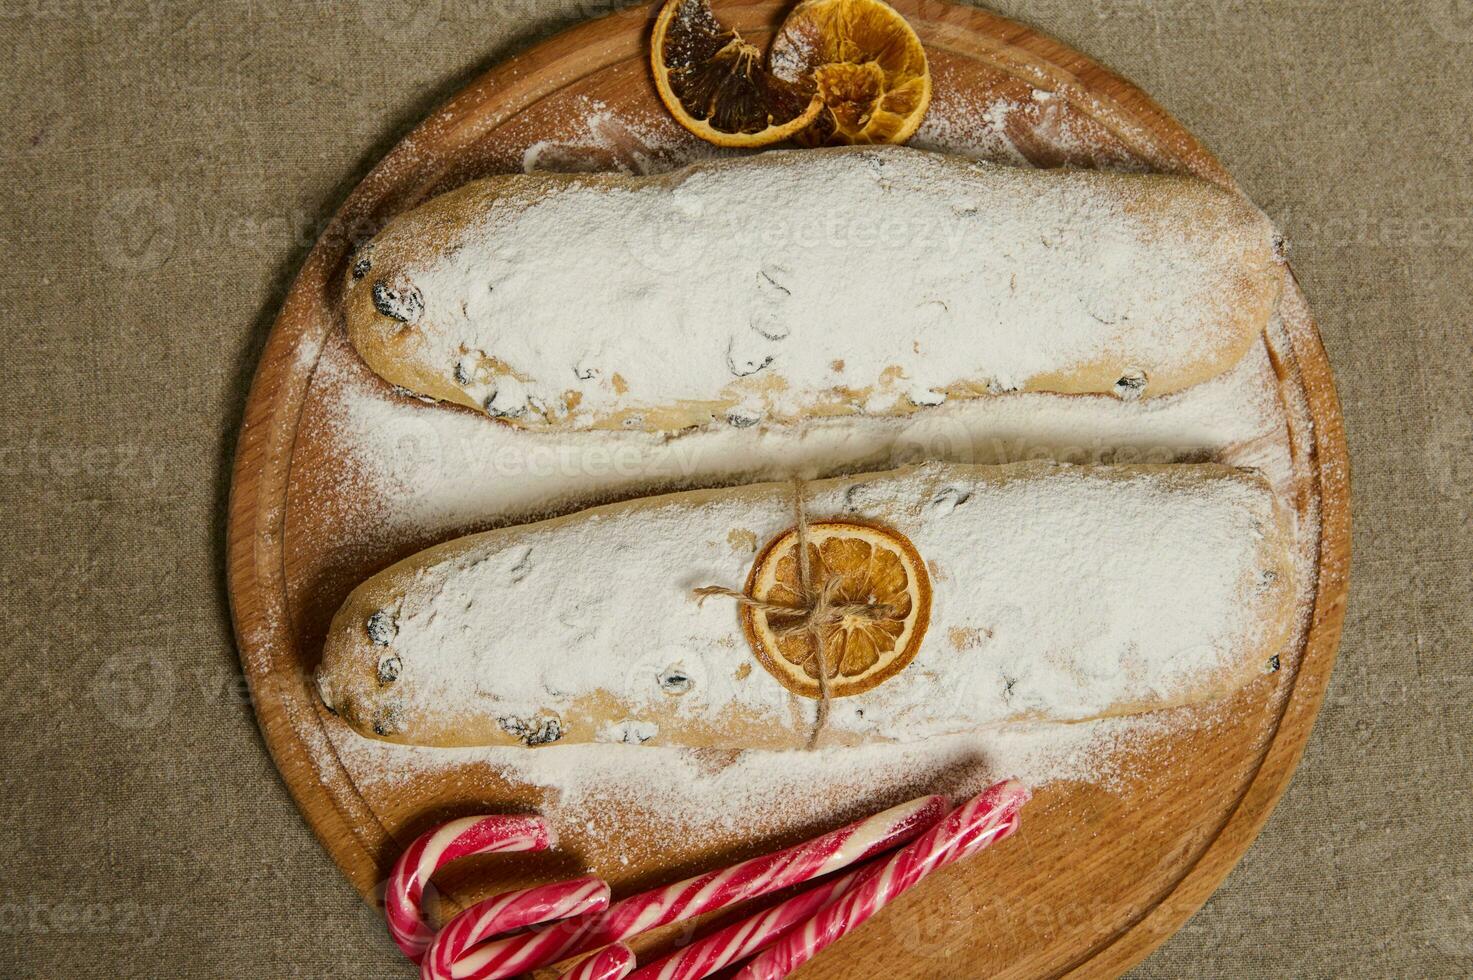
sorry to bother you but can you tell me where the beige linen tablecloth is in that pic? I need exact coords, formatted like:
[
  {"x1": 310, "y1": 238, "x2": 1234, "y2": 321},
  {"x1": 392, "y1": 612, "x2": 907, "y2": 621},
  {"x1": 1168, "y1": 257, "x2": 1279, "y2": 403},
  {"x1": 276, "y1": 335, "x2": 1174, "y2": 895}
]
[{"x1": 1, "y1": 1, "x2": 1469, "y2": 976}]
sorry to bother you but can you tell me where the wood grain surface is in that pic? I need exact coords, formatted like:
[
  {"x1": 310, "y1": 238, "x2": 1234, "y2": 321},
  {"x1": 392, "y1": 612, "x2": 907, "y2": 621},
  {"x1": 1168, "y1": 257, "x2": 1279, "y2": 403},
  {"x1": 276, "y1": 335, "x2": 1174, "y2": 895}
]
[{"x1": 226, "y1": 1, "x2": 1350, "y2": 976}]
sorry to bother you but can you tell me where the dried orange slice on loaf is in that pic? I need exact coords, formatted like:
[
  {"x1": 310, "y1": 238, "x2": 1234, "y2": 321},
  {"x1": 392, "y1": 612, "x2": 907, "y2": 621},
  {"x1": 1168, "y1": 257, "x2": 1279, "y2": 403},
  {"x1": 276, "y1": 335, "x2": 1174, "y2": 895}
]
[
  {"x1": 742, "y1": 522, "x2": 931, "y2": 698},
  {"x1": 651, "y1": 0, "x2": 823, "y2": 147},
  {"x1": 769, "y1": 0, "x2": 932, "y2": 145}
]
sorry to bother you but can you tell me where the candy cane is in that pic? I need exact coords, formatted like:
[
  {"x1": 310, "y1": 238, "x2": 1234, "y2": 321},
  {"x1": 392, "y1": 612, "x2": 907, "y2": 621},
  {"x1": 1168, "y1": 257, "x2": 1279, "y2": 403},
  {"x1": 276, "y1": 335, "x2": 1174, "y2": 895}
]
[
  {"x1": 422, "y1": 876, "x2": 611, "y2": 980},
  {"x1": 561, "y1": 944, "x2": 636, "y2": 980},
  {"x1": 626, "y1": 861, "x2": 876, "y2": 980},
  {"x1": 386, "y1": 814, "x2": 552, "y2": 962},
  {"x1": 733, "y1": 780, "x2": 1030, "y2": 980},
  {"x1": 445, "y1": 795, "x2": 948, "y2": 980}
]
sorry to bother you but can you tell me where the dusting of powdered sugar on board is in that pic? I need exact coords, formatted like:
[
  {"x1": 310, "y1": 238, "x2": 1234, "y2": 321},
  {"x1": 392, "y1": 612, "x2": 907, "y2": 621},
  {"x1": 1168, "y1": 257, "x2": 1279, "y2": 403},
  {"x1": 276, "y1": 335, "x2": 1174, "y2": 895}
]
[
  {"x1": 333, "y1": 711, "x2": 1195, "y2": 843},
  {"x1": 913, "y1": 82, "x2": 1160, "y2": 172},
  {"x1": 292, "y1": 93, "x2": 1321, "y2": 854},
  {"x1": 312, "y1": 323, "x2": 1297, "y2": 545},
  {"x1": 520, "y1": 100, "x2": 745, "y2": 177}
]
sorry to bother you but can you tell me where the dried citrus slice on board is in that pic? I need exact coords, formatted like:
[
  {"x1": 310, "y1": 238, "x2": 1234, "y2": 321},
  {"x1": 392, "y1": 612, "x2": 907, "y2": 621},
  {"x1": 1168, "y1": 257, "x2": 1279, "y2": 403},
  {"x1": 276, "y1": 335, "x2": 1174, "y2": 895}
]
[
  {"x1": 741, "y1": 522, "x2": 931, "y2": 698},
  {"x1": 768, "y1": 0, "x2": 932, "y2": 146},
  {"x1": 651, "y1": 0, "x2": 823, "y2": 147}
]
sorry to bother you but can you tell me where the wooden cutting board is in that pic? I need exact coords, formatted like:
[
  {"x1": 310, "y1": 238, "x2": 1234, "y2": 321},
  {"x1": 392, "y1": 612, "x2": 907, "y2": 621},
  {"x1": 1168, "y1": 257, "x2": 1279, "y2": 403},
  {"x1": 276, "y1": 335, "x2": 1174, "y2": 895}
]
[{"x1": 226, "y1": 1, "x2": 1350, "y2": 976}]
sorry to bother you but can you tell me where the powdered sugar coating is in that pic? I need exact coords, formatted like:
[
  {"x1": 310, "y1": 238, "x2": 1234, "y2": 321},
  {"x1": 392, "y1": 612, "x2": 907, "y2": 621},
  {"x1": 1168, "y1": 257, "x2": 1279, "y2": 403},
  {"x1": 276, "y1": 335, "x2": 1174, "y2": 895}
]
[
  {"x1": 319, "y1": 462, "x2": 1289, "y2": 748},
  {"x1": 358, "y1": 145, "x2": 1279, "y2": 428}
]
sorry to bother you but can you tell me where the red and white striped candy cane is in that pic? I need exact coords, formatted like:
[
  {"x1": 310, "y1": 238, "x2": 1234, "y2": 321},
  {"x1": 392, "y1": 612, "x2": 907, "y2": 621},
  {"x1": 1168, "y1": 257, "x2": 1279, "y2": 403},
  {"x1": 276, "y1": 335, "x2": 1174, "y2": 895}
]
[
  {"x1": 444, "y1": 794, "x2": 948, "y2": 980},
  {"x1": 732, "y1": 779, "x2": 1030, "y2": 980},
  {"x1": 560, "y1": 943, "x2": 636, "y2": 980},
  {"x1": 422, "y1": 876, "x2": 611, "y2": 980},
  {"x1": 626, "y1": 861, "x2": 875, "y2": 980},
  {"x1": 385, "y1": 814, "x2": 552, "y2": 962}
]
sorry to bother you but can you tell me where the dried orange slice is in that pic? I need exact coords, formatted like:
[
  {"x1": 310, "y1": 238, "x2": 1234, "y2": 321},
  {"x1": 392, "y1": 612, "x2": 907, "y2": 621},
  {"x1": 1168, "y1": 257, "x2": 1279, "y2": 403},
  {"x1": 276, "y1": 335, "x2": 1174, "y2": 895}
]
[
  {"x1": 741, "y1": 522, "x2": 931, "y2": 698},
  {"x1": 651, "y1": 0, "x2": 823, "y2": 147},
  {"x1": 768, "y1": 0, "x2": 932, "y2": 146}
]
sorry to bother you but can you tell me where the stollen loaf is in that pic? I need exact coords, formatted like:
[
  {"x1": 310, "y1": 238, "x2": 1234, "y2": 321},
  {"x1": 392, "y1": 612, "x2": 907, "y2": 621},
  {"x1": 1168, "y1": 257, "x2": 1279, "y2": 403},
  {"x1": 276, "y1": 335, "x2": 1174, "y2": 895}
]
[
  {"x1": 314, "y1": 461, "x2": 1295, "y2": 749},
  {"x1": 343, "y1": 145, "x2": 1283, "y2": 431}
]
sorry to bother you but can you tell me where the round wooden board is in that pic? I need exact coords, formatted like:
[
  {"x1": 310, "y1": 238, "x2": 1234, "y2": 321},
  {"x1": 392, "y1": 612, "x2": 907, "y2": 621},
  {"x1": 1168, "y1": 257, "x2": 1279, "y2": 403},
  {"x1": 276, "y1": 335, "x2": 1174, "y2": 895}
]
[{"x1": 227, "y1": 1, "x2": 1350, "y2": 976}]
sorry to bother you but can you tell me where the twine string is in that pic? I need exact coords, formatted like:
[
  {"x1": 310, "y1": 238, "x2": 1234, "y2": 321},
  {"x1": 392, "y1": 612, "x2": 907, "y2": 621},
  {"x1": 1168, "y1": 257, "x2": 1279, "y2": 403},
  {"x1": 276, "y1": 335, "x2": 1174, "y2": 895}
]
[{"x1": 693, "y1": 479, "x2": 896, "y2": 748}]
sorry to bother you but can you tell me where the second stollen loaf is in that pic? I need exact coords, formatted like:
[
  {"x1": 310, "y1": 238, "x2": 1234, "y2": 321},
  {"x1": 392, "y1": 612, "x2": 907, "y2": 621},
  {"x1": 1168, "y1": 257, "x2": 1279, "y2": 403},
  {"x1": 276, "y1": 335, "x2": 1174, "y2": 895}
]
[
  {"x1": 314, "y1": 461, "x2": 1295, "y2": 750},
  {"x1": 344, "y1": 145, "x2": 1284, "y2": 431}
]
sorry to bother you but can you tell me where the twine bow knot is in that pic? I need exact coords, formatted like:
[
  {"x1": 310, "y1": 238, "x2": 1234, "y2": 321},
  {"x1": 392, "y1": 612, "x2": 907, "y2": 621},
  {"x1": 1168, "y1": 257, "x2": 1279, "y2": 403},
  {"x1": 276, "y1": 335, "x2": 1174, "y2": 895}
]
[{"x1": 694, "y1": 479, "x2": 896, "y2": 748}]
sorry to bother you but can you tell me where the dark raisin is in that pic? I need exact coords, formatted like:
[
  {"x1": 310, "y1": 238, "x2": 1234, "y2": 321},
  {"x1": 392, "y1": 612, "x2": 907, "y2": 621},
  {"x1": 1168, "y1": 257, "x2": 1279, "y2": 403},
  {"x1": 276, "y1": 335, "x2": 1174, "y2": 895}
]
[
  {"x1": 366, "y1": 609, "x2": 397, "y2": 646},
  {"x1": 1267, "y1": 654, "x2": 1281, "y2": 673},
  {"x1": 351, "y1": 247, "x2": 373, "y2": 280},
  {"x1": 726, "y1": 409, "x2": 761, "y2": 428},
  {"x1": 929, "y1": 488, "x2": 971, "y2": 515},
  {"x1": 372, "y1": 280, "x2": 424, "y2": 323},
  {"x1": 483, "y1": 389, "x2": 527, "y2": 419},
  {"x1": 1113, "y1": 370, "x2": 1148, "y2": 401},
  {"x1": 525, "y1": 718, "x2": 563, "y2": 746},
  {"x1": 377, "y1": 654, "x2": 402, "y2": 684},
  {"x1": 370, "y1": 705, "x2": 403, "y2": 737},
  {"x1": 620, "y1": 724, "x2": 655, "y2": 745},
  {"x1": 658, "y1": 666, "x2": 693, "y2": 695},
  {"x1": 499, "y1": 715, "x2": 563, "y2": 746}
]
